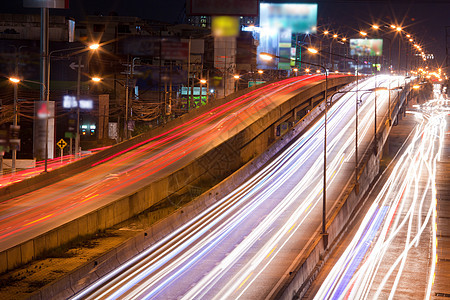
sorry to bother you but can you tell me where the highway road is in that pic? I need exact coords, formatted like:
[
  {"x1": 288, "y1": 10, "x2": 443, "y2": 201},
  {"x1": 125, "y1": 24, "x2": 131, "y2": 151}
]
[
  {"x1": 72, "y1": 75, "x2": 406, "y2": 299},
  {"x1": 313, "y1": 97, "x2": 446, "y2": 299},
  {"x1": 0, "y1": 74, "x2": 335, "y2": 253}
]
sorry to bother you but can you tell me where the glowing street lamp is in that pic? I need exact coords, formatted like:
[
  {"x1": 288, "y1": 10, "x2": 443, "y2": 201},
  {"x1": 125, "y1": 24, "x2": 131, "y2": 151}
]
[
  {"x1": 259, "y1": 53, "x2": 274, "y2": 61},
  {"x1": 91, "y1": 76, "x2": 102, "y2": 82},
  {"x1": 372, "y1": 24, "x2": 379, "y2": 30},
  {"x1": 9, "y1": 77, "x2": 20, "y2": 83},
  {"x1": 233, "y1": 75, "x2": 240, "y2": 92},
  {"x1": 307, "y1": 47, "x2": 319, "y2": 54},
  {"x1": 258, "y1": 69, "x2": 263, "y2": 81},
  {"x1": 89, "y1": 43, "x2": 100, "y2": 50},
  {"x1": 360, "y1": 31, "x2": 368, "y2": 37}
]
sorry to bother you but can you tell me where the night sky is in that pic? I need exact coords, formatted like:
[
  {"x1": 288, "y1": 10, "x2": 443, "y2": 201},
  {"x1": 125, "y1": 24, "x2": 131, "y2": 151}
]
[{"x1": 2, "y1": 0, "x2": 449, "y2": 68}]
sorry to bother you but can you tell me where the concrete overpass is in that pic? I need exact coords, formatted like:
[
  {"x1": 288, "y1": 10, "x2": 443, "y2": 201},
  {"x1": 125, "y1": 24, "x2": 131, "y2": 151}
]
[{"x1": 22, "y1": 76, "x2": 426, "y2": 300}]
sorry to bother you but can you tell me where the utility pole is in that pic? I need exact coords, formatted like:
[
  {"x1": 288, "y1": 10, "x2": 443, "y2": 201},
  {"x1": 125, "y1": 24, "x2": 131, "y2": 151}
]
[{"x1": 74, "y1": 55, "x2": 82, "y2": 159}]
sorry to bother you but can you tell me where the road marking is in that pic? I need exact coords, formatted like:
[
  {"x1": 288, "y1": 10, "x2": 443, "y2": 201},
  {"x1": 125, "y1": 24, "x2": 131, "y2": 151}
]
[
  {"x1": 266, "y1": 245, "x2": 277, "y2": 259},
  {"x1": 80, "y1": 194, "x2": 99, "y2": 203},
  {"x1": 25, "y1": 214, "x2": 53, "y2": 226},
  {"x1": 305, "y1": 203, "x2": 313, "y2": 212},
  {"x1": 288, "y1": 223, "x2": 296, "y2": 233},
  {"x1": 236, "y1": 272, "x2": 253, "y2": 291}
]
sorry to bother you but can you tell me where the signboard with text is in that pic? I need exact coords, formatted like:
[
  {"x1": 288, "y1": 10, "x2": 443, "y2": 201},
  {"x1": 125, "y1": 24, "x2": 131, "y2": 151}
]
[{"x1": 350, "y1": 39, "x2": 383, "y2": 56}]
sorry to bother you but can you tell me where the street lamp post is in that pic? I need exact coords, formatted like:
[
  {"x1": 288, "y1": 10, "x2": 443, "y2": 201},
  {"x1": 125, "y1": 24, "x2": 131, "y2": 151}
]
[
  {"x1": 200, "y1": 79, "x2": 207, "y2": 104},
  {"x1": 233, "y1": 75, "x2": 240, "y2": 92},
  {"x1": 9, "y1": 78, "x2": 47, "y2": 171},
  {"x1": 9, "y1": 45, "x2": 27, "y2": 173},
  {"x1": 329, "y1": 87, "x2": 386, "y2": 186},
  {"x1": 46, "y1": 44, "x2": 100, "y2": 161},
  {"x1": 74, "y1": 55, "x2": 82, "y2": 159},
  {"x1": 260, "y1": 51, "x2": 329, "y2": 245},
  {"x1": 308, "y1": 46, "x2": 360, "y2": 191}
]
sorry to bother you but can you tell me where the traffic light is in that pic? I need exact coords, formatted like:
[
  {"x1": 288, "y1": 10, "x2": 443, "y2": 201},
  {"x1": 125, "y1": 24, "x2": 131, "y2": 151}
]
[{"x1": 9, "y1": 125, "x2": 20, "y2": 151}]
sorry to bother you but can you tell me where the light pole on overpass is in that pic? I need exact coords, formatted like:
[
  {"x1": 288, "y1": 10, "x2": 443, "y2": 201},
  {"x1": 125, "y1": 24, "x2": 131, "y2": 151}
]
[
  {"x1": 8, "y1": 77, "x2": 47, "y2": 171},
  {"x1": 260, "y1": 51, "x2": 330, "y2": 246},
  {"x1": 46, "y1": 43, "x2": 100, "y2": 165},
  {"x1": 308, "y1": 46, "x2": 360, "y2": 193},
  {"x1": 329, "y1": 87, "x2": 391, "y2": 181}
]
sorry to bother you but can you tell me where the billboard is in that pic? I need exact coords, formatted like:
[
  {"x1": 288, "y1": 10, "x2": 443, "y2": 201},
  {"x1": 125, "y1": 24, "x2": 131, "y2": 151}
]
[
  {"x1": 212, "y1": 16, "x2": 240, "y2": 37},
  {"x1": 258, "y1": 3, "x2": 317, "y2": 70},
  {"x1": 350, "y1": 39, "x2": 383, "y2": 57},
  {"x1": 260, "y1": 3, "x2": 318, "y2": 34},
  {"x1": 187, "y1": 0, "x2": 259, "y2": 16}
]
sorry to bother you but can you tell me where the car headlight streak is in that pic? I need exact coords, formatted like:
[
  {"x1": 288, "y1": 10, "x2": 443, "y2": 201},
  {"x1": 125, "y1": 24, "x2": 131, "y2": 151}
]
[{"x1": 315, "y1": 99, "x2": 445, "y2": 300}]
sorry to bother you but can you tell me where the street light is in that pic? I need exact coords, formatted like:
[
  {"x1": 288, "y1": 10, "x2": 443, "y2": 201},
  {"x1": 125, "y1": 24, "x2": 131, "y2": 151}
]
[
  {"x1": 200, "y1": 79, "x2": 207, "y2": 103},
  {"x1": 329, "y1": 87, "x2": 386, "y2": 174},
  {"x1": 233, "y1": 75, "x2": 240, "y2": 92},
  {"x1": 9, "y1": 77, "x2": 48, "y2": 172},
  {"x1": 8, "y1": 77, "x2": 20, "y2": 173},
  {"x1": 47, "y1": 43, "x2": 100, "y2": 161},
  {"x1": 308, "y1": 46, "x2": 360, "y2": 191},
  {"x1": 260, "y1": 51, "x2": 330, "y2": 246},
  {"x1": 89, "y1": 44, "x2": 100, "y2": 50}
]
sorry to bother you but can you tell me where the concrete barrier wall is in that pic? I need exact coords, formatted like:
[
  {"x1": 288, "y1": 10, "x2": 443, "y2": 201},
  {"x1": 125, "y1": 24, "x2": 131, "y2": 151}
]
[
  {"x1": 28, "y1": 77, "x2": 341, "y2": 300},
  {"x1": 1, "y1": 77, "x2": 355, "y2": 275}
]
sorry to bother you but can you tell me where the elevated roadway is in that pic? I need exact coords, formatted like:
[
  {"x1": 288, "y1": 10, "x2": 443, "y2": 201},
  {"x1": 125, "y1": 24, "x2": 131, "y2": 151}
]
[{"x1": 66, "y1": 75, "x2": 412, "y2": 299}]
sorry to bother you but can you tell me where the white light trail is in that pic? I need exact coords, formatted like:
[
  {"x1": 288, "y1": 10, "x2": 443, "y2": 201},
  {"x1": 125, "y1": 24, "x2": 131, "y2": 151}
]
[
  {"x1": 73, "y1": 76, "x2": 400, "y2": 300},
  {"x1": 314, "y1": 97, "x2": 446, "y2": 300}
]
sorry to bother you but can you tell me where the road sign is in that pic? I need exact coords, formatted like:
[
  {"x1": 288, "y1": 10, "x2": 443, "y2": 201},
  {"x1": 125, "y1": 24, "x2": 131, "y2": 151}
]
[
  {"x1": 69, "y1": 62, "x2": 84, "y2": 70},
  {"x1": 57, "y1": 139, "x2": 67, "y2": 149}
]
